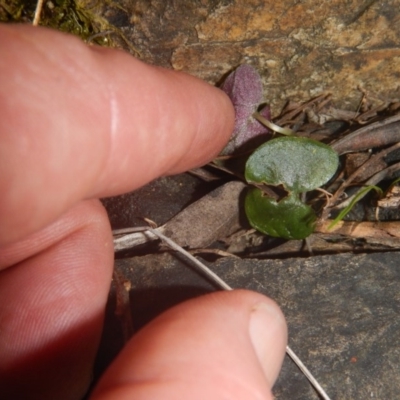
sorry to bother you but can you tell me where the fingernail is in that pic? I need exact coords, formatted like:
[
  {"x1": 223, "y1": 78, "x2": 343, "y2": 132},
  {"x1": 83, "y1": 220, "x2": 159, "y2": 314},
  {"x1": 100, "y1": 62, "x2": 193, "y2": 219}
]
[{"x1": 249, "y1": 301, "x2": 287, "y2": 386}]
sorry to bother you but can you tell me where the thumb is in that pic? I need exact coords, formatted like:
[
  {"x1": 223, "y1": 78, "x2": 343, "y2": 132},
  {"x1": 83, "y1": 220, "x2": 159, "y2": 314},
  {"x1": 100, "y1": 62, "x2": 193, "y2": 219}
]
[{"x1": 91, "y1": 290, "x2": 287, "y2": 400}]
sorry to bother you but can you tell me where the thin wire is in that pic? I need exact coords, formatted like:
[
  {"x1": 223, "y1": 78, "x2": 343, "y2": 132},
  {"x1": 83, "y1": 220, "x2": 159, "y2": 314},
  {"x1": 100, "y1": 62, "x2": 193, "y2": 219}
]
[{"x1": 146, "y1": 228, "x2": 331, "y2": 400}]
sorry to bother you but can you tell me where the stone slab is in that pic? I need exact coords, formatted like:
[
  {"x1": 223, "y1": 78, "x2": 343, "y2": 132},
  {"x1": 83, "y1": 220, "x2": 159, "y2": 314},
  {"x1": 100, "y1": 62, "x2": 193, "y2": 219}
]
[{"x1": 99, "y1": 251, "x2": 400, "y2": 399}]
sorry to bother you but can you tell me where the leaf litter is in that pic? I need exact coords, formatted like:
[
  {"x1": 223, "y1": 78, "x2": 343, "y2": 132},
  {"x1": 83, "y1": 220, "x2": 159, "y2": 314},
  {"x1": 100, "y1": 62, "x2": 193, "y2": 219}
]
[{"x1": 202, "y1": 66, "x2": 400, "y2": 256}]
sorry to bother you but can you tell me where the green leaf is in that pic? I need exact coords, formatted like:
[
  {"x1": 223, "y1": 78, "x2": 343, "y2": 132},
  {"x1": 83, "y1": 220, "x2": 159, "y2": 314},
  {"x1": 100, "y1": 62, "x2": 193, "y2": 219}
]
[
  {"x1": 328, "y1": 185, "x2": 383, "y2": 230},
  {"x1": 245, "y1": 189, "x2": 316, "y2": 239},
  {"x1": 245, "y1": 136, "x2": 339, "y2": 193}
]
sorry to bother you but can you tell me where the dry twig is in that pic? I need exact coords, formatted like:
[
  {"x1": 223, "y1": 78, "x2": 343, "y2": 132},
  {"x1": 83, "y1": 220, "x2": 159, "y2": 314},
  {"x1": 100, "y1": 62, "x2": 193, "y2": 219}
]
[{"x1": 32, "y1": 0, "x2": 44, "y2": 25}]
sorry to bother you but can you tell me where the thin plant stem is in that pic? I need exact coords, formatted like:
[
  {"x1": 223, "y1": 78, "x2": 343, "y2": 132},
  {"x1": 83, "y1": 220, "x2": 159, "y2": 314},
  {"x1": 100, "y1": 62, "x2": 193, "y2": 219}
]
[
  {"x1": 33, "y1": 0, "x2": 44, "y2": 26},
  {"x1": 286, "y1": 346, "x2": 331, "y2": 400},
  {"x1": 113, "y1": 226, "x2": 151, "y2": 235},
  {"x1": 146, "y1": 228, "x2": 331, "y2": 400},
  {"x1": 147, "y1": 228, "x2": 231, "y2": 291},
  {"x1": 253, "y1": 112, "x2": 295, "y2": 136}
]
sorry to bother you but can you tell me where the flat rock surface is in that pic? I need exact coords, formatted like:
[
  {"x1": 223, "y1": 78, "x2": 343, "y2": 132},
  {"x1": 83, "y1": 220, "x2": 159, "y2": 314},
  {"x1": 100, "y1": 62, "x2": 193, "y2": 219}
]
[
  {"x1": 118, "y1": 0, "x2": 400, "y2": 114},
  {"x1": 105, "y1": 251, "x2": 400, "y2": 399}
]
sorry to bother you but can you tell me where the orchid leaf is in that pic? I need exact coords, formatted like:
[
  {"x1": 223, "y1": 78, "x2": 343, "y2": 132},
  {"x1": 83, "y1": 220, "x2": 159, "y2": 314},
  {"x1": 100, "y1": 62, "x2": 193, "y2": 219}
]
[
  {"x1": 221, "y1": 64, "x2": 270, "y2": 155},
  {"x1": 245, "y1": 189, "x2": 316, "y2": 239},
  {"x1": 245, "y1": 136, "x2": 339, "y2": 193}
]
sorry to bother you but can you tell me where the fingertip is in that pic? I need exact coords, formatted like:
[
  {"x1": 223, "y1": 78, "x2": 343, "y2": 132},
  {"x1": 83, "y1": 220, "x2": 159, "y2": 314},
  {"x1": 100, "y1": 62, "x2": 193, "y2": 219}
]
[
  {"x1": 0, "y1": 24, "x2": 234, "y2": 244},
  {"x1": 92, "y1": 290, "x2": 287, "y2": 400},
  {"x1": 248, "y1": 299, "x2": 288, "y2": 386},
  {"x1": 87, "y1": 52, "x2": 236, "y2": 193}
]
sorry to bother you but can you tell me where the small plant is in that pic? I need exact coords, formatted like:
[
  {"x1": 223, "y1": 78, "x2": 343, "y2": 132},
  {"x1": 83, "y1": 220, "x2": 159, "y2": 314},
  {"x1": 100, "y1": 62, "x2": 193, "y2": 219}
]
[
  {"x1": 245, "y1": 136, "x2": 338, "y2": 239},
  {"x1": 220, "y1": 64, "x2": 270, "y2": 155},
  {"x1": 222, "y1": 65, "x2": 339, "y2": 239}
]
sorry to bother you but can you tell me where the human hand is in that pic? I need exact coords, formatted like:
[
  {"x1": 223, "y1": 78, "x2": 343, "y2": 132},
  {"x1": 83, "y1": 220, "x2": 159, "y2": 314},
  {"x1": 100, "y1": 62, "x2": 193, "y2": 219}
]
[{"x1": 0, "y1": 24, "x2": 287, "y2": 399}]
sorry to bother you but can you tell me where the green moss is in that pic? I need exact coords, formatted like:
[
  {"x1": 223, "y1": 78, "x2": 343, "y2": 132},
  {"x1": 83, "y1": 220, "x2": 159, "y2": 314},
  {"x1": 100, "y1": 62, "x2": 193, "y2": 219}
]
[
  {"x1": 0, "y1": 0, "x2": 36, "y2": 22},
  {"x1": 0, "y1": 0, "x2": 139, "y2": 53}
]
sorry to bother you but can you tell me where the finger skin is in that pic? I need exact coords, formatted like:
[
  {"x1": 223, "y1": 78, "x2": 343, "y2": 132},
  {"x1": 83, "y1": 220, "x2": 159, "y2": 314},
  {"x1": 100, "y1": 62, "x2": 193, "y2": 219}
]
[
  {"x1": 0, "y1": 24, "x2": 234, "y2": 245},
  {"x1": 92, "y1": 290, "x2": 288, "y2": 400},
  {"x1": 0, "y1": 200, "x2": 114, "y2": 400},
  {"x1": 0, "y1": 22, "x2": 236, "y2": 400}
]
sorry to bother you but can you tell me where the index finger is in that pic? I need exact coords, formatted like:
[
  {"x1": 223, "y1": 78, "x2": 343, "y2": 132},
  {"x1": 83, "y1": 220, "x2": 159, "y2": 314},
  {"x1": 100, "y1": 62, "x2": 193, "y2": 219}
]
[{"x1": 0, "y1": 24, "x2": 234, "y2": 244}]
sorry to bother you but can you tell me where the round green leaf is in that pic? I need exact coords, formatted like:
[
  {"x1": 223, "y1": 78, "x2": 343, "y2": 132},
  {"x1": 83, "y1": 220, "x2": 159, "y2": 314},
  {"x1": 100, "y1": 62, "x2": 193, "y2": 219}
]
[
  {"x1": 245, "y1": 189, "x2": 316, "y2": 239},
  {"x1": 245, "y1": 136, "x2": 339, "y2": 193}
]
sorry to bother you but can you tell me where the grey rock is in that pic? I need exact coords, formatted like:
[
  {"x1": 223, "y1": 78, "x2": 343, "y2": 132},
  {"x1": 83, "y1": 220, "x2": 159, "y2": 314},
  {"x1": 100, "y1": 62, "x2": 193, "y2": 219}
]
[{"x1": 106, "y1": 251, "x2": 400, "y2": 399}]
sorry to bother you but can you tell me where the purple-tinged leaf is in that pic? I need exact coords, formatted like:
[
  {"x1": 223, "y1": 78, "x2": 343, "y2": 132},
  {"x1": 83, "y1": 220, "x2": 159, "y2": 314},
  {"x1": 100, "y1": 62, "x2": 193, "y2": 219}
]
[{"x1": 221, "y1": 64, "x2": 270, "y2": 155}]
